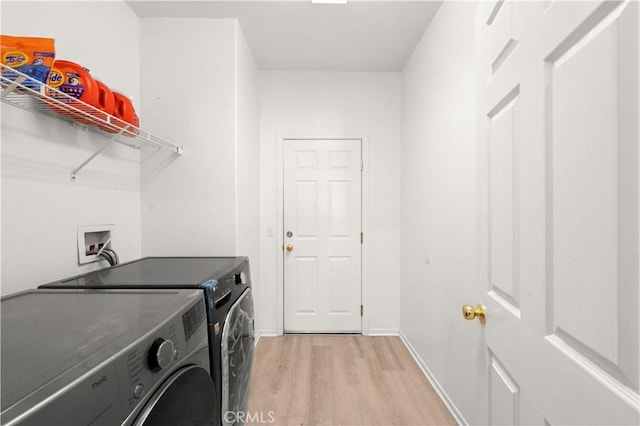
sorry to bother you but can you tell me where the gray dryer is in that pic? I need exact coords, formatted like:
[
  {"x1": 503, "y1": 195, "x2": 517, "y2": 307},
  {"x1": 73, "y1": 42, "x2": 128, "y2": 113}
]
[{"x1": 1, "y1": 289, "x2": 216, "y2": 426}]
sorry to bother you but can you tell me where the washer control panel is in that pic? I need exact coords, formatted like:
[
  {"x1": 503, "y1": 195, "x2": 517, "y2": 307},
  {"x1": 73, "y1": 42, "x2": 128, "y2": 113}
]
[{"x1": 119, "y1": 299, "x2": 207, "y2": 410}]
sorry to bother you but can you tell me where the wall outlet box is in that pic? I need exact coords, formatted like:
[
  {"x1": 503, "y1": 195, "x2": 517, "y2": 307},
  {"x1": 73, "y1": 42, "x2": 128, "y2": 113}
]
[{"x1": 77, "y1": 224, "x2": 114, "y2": 265}]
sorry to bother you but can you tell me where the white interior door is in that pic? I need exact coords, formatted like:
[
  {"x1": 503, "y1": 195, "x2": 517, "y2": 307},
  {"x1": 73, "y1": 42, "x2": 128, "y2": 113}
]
[
  {"x1": 475, "y1": 1, "x2": 639, "y2": 424},
  {"x1": 283, "y1": 139, "x2": 362, "y2": 333}
]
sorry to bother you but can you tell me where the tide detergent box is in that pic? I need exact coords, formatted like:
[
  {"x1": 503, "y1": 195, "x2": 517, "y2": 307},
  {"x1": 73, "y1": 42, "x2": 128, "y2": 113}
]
[{"x1": 1, "y1": 35, "x2": 55, "y2": 89}]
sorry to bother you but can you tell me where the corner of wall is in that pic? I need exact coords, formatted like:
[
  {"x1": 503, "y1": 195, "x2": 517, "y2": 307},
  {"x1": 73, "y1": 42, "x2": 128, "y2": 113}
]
[
  {"x1": 398, "y1": 331, "x2": 469, "y2": 425},
  {"x1": 139, "y1": 17, "x2": 237, "y2": 257},
  {"x1": 399, "y1": 1, "x2": 479, "y2": 423},
  {"x1": 234, "y1": 19, "x2": 262, "y2": 332}
]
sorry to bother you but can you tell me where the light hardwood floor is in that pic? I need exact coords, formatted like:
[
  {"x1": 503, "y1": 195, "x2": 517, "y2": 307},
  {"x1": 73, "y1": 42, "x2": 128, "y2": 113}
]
[{"x1": 246, "y1": 335, "x2": 456, "y2": 426}]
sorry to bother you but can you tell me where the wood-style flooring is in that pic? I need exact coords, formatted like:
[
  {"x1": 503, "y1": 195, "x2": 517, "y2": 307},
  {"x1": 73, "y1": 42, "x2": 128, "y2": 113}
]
[{"x1": 246, "y1": 335, "x2": 456, "y2": 426}]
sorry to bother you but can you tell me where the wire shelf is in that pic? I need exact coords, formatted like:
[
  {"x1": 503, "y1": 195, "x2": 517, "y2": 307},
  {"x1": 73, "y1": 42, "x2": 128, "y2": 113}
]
[{"x1": 1, "y1": 63, "x2": 183, "y2": 179}]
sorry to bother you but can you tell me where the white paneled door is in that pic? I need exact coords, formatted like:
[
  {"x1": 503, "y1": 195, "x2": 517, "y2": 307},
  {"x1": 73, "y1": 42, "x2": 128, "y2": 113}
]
[
  {"x1": 475, "y1": 1, "x2": 639, "y2": 424},
  {"x1": 283, "y1": 139, "x2": 362, "y2": 333}
]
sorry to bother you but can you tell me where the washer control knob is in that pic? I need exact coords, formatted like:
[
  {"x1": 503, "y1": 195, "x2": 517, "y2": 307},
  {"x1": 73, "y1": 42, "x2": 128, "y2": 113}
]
[
  {"x1": 134, "y1": 384, "x2": 144, "y2": 399},
  {"x1": 234, "y1": 272, "x2": 246, "y2": 285},
  {"x1": 148, "y1": 338, "x2": 175, "y2": 371}
]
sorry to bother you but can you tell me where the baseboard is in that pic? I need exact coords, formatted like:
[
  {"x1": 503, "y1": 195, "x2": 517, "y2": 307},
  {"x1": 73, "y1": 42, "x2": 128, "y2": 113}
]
[
  {"x1": 256, "y1": 329, "x2": 400, "y2": 340},
  {"x1": 255, "y1": 329, "x2": 277, "y2": 347},
  {"x1": 398, "y1": 331, "x2": 468, "y2": 426},
  {"x1": 367, "y1": 328, "x2": 400, "y2": 336}
]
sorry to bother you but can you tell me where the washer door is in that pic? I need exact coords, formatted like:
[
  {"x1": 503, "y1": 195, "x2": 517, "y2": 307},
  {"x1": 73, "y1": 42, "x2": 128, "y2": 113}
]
[
  {"x1": 134, "y1": 365, "x2": 216, "y2": 426},
  {"x1": 221, "y1": 288, "x2": 255, "y2": 425}
]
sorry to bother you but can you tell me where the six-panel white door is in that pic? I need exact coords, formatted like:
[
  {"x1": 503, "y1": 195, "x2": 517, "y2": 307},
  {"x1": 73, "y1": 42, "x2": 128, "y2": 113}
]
[
  {"x1": 283, "y1": 139, "x2": 362, "y2": 333},
  {"x1": 476, "y1": 1, "x2": 639, "y2": 424}
]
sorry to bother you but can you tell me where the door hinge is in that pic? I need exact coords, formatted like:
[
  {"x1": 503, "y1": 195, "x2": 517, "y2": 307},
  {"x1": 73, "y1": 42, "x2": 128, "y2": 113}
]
[
  {"x1": 360, "y1": 232, "x2": 364, "y2": 244},
  {"x1": 360, "y1": 159, "x2": 363, "y2": 171},
  {"x1": 360, "y1": 305, "x2": 364, "y2": 316}
]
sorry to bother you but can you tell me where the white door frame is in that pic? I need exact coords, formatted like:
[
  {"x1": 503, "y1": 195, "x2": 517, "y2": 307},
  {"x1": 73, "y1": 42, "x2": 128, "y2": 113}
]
[{"x1": 276, "y1": 134, "x2": 370, "y2": 336}]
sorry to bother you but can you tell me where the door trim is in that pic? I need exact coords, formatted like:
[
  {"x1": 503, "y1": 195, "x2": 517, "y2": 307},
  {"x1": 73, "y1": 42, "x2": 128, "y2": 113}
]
[{"x1": 276, "y1": 134, "x2": 369, "y2": 335}]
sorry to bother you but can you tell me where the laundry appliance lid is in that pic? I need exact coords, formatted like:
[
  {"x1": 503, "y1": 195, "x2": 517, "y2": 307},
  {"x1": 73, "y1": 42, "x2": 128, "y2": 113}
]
[
  {"x1": 0, "y1": 289, "x2": 202, "y2": 415},
  {"x1": 48, "y1": 257, "x2": 238, "y2": 288}
]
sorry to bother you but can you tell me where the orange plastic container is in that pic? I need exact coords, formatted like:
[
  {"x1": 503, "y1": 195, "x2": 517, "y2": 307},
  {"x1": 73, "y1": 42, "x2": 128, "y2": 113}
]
[
  {"x1": 96, "y1": 80, "x2": 115, "y2": 115},
  {"x1": 90, "y1": 79, "x2": 116, "y2": 131},
  {"x1": 112, "y1": 91, "x2": 140, "y2": 137},
  {"x1": 75, "y1": 78, "x2": 115, "y2": 126},
  {"x1": 45, "y1": 60, "x2": 99, "y2": 119}
]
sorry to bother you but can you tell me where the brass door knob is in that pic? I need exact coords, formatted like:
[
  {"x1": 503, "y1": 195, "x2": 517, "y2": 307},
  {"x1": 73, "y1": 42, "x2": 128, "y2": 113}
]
[
  {"x1": 286, "y1": 244, "x2": 294, "y2": 252},
  {"x1": 462, "y1": 304, "x2": 486, "y2": 324}
]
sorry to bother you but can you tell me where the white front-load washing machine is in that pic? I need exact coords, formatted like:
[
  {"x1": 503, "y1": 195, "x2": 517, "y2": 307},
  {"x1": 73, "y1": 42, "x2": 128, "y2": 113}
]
[{"x1": 1, "y1": 289, "x2": 216, "y2": 426}]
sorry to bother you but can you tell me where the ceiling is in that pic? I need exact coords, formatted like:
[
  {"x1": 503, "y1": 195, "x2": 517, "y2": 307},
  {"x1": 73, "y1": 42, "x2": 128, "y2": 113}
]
[{"x1": 126, "y1": 0, "x2": 442, "y2": 71}]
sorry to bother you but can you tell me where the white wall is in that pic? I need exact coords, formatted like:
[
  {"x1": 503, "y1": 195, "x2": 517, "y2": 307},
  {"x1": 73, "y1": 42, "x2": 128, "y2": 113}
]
[
  {"x1": 400, "y1": 2, "x2": 478, "y2": 423},
  {"x1": 1, "y1": 1, "x2": 142, "y2": 295},
  {"x1": 259, "y1": 71, "x2": 402, "y2": 334},
  {"x1": 0, "y1": 10, "x2": 261, "y2": 297},
  {"x1": 140, "y1": 18, "x2": 238, "y2": 256},
  {"x1": 140, "y1": 19, "x2": 261, "y2": 319},
  {"x1": 235, "y1": 24, "x2": 261, "y2": 326}
]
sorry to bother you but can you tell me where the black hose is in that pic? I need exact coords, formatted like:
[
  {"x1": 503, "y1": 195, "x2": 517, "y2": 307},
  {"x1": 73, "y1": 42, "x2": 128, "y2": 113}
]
[
  {"x1": 98, "y1": 250, "x2": 115, "y2": 266},
  {"x1": 98, "y1": 248, "x2": 120, "y2": 266},
  {"x1": 110, "y1": 248, "x2": 120, "y2": 265},
  {"x1": 98, "y1": 250, "x2": 113, "y2": 266}
]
